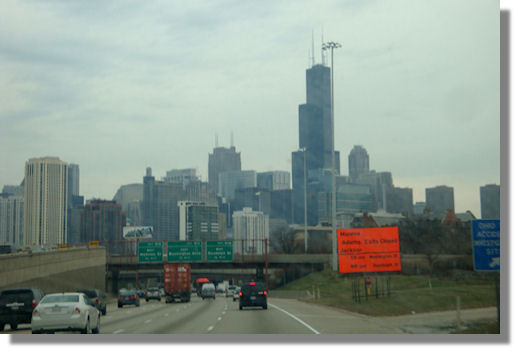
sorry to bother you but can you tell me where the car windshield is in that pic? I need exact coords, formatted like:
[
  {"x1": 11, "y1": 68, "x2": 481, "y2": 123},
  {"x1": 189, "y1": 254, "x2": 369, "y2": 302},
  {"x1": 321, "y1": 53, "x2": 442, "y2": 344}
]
[{"x1": 41, "y1": 295, "x2": 79, "y2": 303}]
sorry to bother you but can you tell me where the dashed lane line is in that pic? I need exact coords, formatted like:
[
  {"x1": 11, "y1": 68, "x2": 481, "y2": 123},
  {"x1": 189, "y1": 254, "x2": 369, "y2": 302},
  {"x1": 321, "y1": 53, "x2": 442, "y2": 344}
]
[
  {"x1": 113, "y1": 329, "x2": 124, "y2": 334},
  {"x1": 207, "y1": 326, "x2": 214, "y2": 332}
]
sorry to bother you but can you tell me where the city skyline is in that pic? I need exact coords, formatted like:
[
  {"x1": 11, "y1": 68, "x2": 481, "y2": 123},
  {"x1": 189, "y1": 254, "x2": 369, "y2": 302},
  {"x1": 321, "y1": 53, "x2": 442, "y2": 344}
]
[{"x1": 0, "y1": 0, "x2": 499, "y2": 216}]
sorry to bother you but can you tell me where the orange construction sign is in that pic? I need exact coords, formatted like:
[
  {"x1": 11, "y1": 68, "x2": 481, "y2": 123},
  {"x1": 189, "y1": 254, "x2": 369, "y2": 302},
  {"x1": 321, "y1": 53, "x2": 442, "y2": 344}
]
[{"x1": 337, "y1": 227, "x2": 401, "y2": 273}]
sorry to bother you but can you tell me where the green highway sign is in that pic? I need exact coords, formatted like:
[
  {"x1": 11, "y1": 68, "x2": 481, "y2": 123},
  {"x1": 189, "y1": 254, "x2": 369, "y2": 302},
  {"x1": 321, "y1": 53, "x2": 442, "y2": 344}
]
[
  {"x1": 206, "y1": 241, "x2": 233, "y2": 261},
  {"x1": 167, "y1": 241, "x2": 202, "y2": 262},
  {"x1": 138, "y1": 241, "x2": 163, "y2": 263}
]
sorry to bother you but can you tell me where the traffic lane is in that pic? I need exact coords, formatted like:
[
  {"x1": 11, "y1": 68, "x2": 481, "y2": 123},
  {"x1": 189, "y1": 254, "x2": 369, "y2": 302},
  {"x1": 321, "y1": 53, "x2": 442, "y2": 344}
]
[
  {"x1": 263, "y1": 298, "x2": 401, "y2": 334},
  {"x1": 101, "y1": 295, "x2": 225, "y2": 334},
  {"x1": 210, "y1": 298, "x2": 315, "y2": 334},
  {"x1": 101, "y1": 298, "x2": 195, "y2": 334},
  {"x1": 150, "y1": 295, "x2": 231, "y2": 334}
]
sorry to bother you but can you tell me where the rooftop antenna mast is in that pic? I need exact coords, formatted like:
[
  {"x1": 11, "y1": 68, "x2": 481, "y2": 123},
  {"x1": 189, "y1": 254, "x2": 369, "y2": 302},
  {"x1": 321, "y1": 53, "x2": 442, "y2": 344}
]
[
  {"x1": 311, "y1": 29, "x2": 315, "y2": 66},
  {"x1": 230, "y1": 131, "x2": 234, "y2": 148},
  {"x1": 321, "y1": 27, "x2": 326, "y2": 65}
]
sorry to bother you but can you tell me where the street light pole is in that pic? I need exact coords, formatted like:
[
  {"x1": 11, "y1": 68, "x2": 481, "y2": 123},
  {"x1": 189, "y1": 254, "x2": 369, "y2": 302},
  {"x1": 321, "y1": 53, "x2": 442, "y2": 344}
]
[
  {"x1": 323, "y1": 41, "x2": 341, "y2": 272},
  {"x1": 299, "y1": 147, "x2": 308, "y2": 253}
]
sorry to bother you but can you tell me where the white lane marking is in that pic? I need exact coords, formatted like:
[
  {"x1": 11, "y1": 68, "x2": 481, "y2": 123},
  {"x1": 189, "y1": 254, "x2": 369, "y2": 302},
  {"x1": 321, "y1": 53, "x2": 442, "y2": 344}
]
[
  {"x1": 268, "y1": 303, "x2": 320, "y2": 335},
  {"x1": 144, "y1": 319, "x2": 152, "y2": 324},
  {"x1": 113, "y1": 329, "x2": 124, "y2": 334},
  {"x1": 207, "y1": 326, "x2": 214, "y2": 332},
  {"x1": 222, "y1": 311, "x2": 226, "y2": 315},
  {"x1": 217, "y1": 317, "x2": 222, "y2": 321}
]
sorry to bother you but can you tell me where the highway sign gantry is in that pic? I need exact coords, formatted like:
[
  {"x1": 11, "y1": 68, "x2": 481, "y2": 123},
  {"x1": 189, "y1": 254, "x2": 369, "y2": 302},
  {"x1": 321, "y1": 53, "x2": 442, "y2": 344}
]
[
  {"x1": 138, "y1": 241, "x2": 163, "y2": 263},
  {"x1": 206, "y1": 241, "x2": 233, "y2": 261},
  {"x1": 167, "y1": 241, "x2": 202, "y2": 262}
]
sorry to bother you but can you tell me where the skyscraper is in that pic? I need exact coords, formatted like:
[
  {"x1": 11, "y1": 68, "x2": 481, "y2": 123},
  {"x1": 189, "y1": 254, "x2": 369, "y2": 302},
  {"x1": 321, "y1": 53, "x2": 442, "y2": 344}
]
[
  {"x1": 218, "y1": 170, "x2": 256, "y2": 200},
  {"x1": 257, "y1": 171, "x2": 290, "y2": 191},
  {"x1": 143, "y1": 168, "x2": 185, "y2": 240},
  {"x1": 80, "y1": 200, "x2": 126, "y2": 242},
  {"x1": 177, "y1": 201, "x2": 219, "y2": 241},
  {"x1": 208, "y1": 146, "x2": 241, "y2": 194},
  {"x1": 348, "y1": 145, "x2": 370, "y2": 183},
  {"x1": 425, "y1": 185, "x2": 455, "y2": 217},
  {"x1": 292, "y1": 62, "x2": 340, "y2": 225},
  {"x1": 67, "y1": 164, "x2": 79, "y2": 207},
  {"x1": 24, "y1": 157, "x2": 68, "y2": 246},
  {"x1": 480, "y1": 184, "x2": 500, "y2": 219},
  {"x1": 233, "y1": 207, "x2": 269, "y2": 255},
  {"x1": 0, "y1": 193, "x2": 24, "y2": 246}
]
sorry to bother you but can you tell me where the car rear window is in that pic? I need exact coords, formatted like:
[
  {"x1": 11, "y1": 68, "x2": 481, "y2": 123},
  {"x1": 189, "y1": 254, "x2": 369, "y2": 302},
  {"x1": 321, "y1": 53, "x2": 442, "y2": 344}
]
[
  {"x1": 0, "y1": 289, "x2": 33, "y2": 304},
  {"x1": 76, "y1": 289, "x2": 97, "y2": 298},
  {"x1": 41, "y1": 295, "x2": 80, "y2": 303},
  {"x1": 242, "y1": 283, "x2": 265, "y2": 292}
]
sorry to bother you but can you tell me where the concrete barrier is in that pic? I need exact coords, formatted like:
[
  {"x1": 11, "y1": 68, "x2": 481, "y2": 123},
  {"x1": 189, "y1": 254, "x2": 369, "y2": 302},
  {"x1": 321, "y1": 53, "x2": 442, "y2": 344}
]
[{"x1": 0, "y1": 247, "x2": 106, "y2": 293}]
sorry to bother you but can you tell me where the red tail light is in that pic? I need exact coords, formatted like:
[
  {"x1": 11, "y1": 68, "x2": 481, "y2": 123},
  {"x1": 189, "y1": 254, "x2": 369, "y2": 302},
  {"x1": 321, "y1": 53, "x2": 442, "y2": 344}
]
[
  {"x1": 239, "y1": 292, "x2": 242, "y2": 297},
  {"x1": 32, "y1": 300, "x2": 37, "y2": 308},
  {"x1": 250, "y1": 282, "x2": 255, "y2": 285},
  {"x1": 33, "y1": 309, "x2": 38, "y2": 316},
  {"x1": 74, "y1": 307, "x2": 80, "y2": 314},
  {"x1": 264, "y1": 291, "x2": 267, "y2": 296},
  {"x1": 96, "y1": 299, "x2": 99, "y2": 303},
  {"x1": 130, "y1": 296, "x2": 136, "y2": 300}
]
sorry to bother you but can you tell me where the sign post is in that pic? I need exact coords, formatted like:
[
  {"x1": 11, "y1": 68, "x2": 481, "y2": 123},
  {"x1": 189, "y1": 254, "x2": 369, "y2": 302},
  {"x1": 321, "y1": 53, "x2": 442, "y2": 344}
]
[
  {"x1": 138, "y1": 241, "x2": 163, "y2": 263},
  {"x1": 472, "y1": 219, "x2": 500, "y2": 329},
  {"x1": 167, "y1": 241, "x2": 202, "y2": 262}
]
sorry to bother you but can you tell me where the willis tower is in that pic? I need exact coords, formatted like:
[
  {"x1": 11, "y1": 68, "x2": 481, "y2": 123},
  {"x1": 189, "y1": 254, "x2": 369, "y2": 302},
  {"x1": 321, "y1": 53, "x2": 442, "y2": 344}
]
[{"x1": 292, "y1": 59, "x2": 340, "y2": 226}]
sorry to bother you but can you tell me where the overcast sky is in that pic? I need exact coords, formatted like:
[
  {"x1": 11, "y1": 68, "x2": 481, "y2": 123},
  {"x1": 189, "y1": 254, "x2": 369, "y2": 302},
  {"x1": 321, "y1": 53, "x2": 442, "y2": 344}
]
[{"x1": 0, "y1": 0, "x2": 499, "y2": 216}]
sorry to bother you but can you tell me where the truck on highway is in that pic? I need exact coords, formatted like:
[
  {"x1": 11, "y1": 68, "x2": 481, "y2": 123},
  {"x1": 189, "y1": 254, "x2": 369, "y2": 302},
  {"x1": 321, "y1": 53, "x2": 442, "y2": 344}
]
[
  {"x1": 195, "y1": 278, "x2": 210, "y2": 297},
  {"x1": 163, "y1": 263, "x2": 191, "y2": 303}
]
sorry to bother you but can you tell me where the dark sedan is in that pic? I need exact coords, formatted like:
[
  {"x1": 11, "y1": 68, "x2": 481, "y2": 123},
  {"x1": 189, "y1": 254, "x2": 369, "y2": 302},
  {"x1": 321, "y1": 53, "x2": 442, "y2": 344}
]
[{"x1": 117, "y1": 289, "x2": 139, "y2": 308}]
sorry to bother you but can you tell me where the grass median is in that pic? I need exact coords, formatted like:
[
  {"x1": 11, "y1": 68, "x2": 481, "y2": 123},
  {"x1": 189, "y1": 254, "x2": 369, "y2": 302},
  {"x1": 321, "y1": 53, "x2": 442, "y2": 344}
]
[{"x1": 275, "y1": 269, "x2": 497, "y2": 317}]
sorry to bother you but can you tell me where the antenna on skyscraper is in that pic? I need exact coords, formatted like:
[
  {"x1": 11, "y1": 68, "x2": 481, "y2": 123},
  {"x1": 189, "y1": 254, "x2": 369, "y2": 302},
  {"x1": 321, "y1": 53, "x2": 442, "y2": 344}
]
[
  {"x1": 321, "y1": 27, "x2": 326, "y2": 65},
  {"x1": 215, "y1": 133, "x2": 219, "y2": 147},
  {"x1": 230, "y1": 131, "x2": 234, "y2": 148},
  {"x1": 311, "y1": 29, "x2": 315, "y2": 66}
]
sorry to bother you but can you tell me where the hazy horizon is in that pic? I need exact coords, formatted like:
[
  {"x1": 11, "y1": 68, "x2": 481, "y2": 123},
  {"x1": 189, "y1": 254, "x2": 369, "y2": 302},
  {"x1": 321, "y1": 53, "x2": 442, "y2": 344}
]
[{"x1": 0, "y1": 0, "x2": 500, "y2": 216}]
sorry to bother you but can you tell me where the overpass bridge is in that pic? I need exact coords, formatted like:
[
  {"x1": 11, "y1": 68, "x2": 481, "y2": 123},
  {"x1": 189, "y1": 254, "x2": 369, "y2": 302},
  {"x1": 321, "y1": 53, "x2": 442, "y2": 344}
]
[{"x1": 102, "y1": 239, "x2": 331, "y2": 291}]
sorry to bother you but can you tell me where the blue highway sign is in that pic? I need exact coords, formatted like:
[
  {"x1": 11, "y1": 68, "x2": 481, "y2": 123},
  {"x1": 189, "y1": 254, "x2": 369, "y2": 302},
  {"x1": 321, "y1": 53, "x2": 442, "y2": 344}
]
[{"x1": 472, "y1": 219, "x2": 500, "y2": 271}]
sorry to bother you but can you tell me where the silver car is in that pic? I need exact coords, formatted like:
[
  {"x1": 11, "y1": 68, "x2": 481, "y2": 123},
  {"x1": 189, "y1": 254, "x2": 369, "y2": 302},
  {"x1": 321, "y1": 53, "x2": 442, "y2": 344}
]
[{"x1": 31, "y1": 293, "x2": 100, "y2": 334}]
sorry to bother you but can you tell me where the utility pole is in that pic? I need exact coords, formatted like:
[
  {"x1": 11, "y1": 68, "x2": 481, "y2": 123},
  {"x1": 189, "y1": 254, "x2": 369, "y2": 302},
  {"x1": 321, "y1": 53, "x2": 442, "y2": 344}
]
[
  {"x1": 300, "y1": 147, "x2": 308, "y2": 253},
  {"x1": 323, "y1": 41, "x2": 341, "y2": 272}
]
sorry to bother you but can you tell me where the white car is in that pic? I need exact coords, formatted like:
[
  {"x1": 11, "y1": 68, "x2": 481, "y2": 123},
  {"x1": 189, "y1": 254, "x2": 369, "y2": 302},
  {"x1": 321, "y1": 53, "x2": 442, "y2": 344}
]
[{"x1": 31, "y1": 292, "x2": 100, "y2": 334}]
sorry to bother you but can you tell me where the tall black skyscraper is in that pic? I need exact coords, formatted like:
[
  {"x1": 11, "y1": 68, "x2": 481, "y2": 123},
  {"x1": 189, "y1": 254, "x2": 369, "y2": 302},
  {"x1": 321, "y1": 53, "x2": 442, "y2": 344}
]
[
  {"x1": 208, "y1": 146, "x2": 241, "y2": 194},
  {"x1": 292, "y1": 63, "x2": 340, "y2": 225}
]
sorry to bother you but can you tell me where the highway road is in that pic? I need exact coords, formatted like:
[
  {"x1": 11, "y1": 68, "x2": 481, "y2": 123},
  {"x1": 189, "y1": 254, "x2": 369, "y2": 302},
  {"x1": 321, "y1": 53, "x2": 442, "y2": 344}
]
[{"x1": 2, "y1": 294, "x2": 497, "y2": 334}]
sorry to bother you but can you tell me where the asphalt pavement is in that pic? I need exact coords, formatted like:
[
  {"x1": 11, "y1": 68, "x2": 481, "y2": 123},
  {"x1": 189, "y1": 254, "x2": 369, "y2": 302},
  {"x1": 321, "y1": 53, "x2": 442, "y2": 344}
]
[{"x1": 2, "y1": 293, "x2": 497, "y2": 334}]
